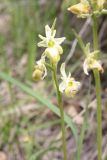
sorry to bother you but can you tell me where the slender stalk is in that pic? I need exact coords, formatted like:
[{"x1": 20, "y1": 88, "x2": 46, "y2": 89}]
[
  {"x1": 92, "y1": 15, "x2": 99, "y2": 50},
  {"x1": 92, "y1": 15, "x2": 102, "y2": 160},
  {"x1": 93, "y1": 69, "x2": 102, "y2": 160},
  {"x1": 52, "y1": 63, "x2": 67, "y2": 160}
]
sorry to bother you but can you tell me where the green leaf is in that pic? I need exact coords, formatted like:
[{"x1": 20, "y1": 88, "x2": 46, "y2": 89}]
[
  {"x1": 0, "y1": 71, "x2": 78, "y2": 141},
  {"x1": 30, "y1": 146, "x2": 58, "y2": 160},
  {"x1": 72, "y1": 29, "x2": 87, "y2": 56},
  {"x1": 76, "y1": 116, "x2": 87, "y2": 160},
  {"x1": 76, "y1": 77, "x2": 91, "y2": 160}
]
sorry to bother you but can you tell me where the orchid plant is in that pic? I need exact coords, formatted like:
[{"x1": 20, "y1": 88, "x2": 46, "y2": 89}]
[
  {"x1": 32, "y1": 0, "x2": 107, "y2": 160},
  {"x1": 67, "y1": 0, "x2": 107, "y2": 160},
  {"x1": 32, "y1": 20, "x2": 80, "y2": 160}
]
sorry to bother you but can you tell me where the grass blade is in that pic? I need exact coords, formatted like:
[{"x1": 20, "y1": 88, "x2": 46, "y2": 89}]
[
  {"x1": 76, "y1": 77, "x2": 91, "y2": 160},
  {"x1": 0, "y1": 71, "x2": 78, "y2": 141}
]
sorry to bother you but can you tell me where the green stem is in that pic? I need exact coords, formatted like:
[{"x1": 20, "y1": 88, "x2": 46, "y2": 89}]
[
  {"x1": 92, "y1": 15, "x2": 99, "y2": 50},
  {"x1": 52, "y1": 63, "x2": 67, "y2": 160},
  {"x1": 92, "y1": 16, "x2": 102, "y2": 160},
  {"x1": 93, "y1": 69, "x2": 102, "y2": 160}
]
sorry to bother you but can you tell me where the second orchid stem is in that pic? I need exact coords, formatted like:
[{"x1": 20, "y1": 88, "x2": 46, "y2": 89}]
[
  {"x1": 52, "y1": 63, "x2": 67, "y2": 160},
  {"x1": 92, "y1": 15, "x2": 102, "y2": 160}
]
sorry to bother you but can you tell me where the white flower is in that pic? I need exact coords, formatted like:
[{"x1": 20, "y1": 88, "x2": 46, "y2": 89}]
[
  {"x1": 38, "y1": 24, "x2": 65, "y2": 63},
  {"x1": 32, "y1": 56, "x2": 47, "y2": 81},
  {"x1": 59, "y1": 63, "x2": 81, "y2": 97},
  {"x1": 83, "y1": 50, "x2": 104, "y2": 75},
  {"x1": 38, "y1": 25, "x2": 65, "y2": 48}
]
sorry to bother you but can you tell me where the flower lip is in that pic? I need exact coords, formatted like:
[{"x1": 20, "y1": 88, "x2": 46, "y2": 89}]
[{"x1": 45, "y1": 47, "x2": 60, "y2": 63}]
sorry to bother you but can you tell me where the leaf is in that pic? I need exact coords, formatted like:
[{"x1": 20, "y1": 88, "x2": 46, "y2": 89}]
[
  {"x1": 30, "y1": 146, "x2": 58, "y2": 160},
  {"x1": 72, "y1": 29, "x2": 87, "y2": 56},
  {"x1": 76, "y1": 77, "x2": 91, "y2": 160},
  {"x1": 76, "y1": 116, "x2": 87, "y2": 160},
  {"x1": 0, "y1": 71, "x2": 78, "y2": 141}
]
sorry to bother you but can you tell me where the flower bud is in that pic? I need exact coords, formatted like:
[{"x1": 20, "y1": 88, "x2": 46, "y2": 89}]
[
  {"x1": 32, "y1": 57, "x2": 47, "y2": 81},
  {"x1": 32, "y1": 69, "x2": 43, "y2": 81},
  {"x1": 68, "y1": 3, "x2": 90, "y2": 15}
]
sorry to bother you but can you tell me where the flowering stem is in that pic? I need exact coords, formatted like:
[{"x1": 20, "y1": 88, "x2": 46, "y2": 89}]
[
  {"x1": 92, "y1": 15, "x2": 102, "y2": 160},
  {"x1": 93, "y1": 69, "x2": 102, "y2": 160},
  {"x1": 92, "y1": 15, "x2": 99, "y2": 50},
  {"x1": 52, "y1": 63, "x2": 67, "y2": 160}
]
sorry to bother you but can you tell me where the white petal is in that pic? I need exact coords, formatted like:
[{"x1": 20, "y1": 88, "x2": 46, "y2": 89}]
[
  {"x1": 55, "y1": 37, "x2": 66, "y2": 45},
  {"x1": 59, "y1": 82, "x2": 66, "y2": 93},
  {"x1": 42, "y1": 65, "x2": 47, "y2": 79},
  {"x1": 68, "y1": 72, "x2": 71, "y2": 79},
  {"x1": 52, "y1": 30, "x2": 56, "y2": 37},
  {"x1": 37, "y1": 56, "x2": 45, "y2": 66},
  {"x1": 83, "y1": 59, "x2": 89, "y2": 75},
  {"x1": 45, "y1": 25, "x2": 52, "y2": 39},
  {"x1": 60, "y1": 63, "x2": 67, "y2": 78},
  {"x1": 38, "y1": 34, "x2": 46, "y2": 40},
  {"x1": 38, "y1": 41, "x2": 47, "y2": 47}
]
